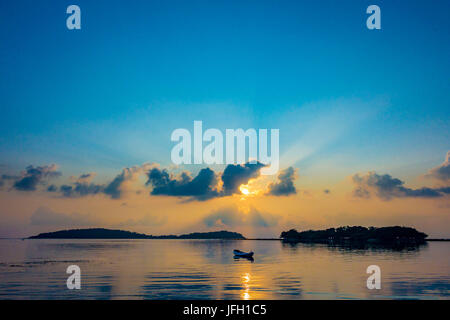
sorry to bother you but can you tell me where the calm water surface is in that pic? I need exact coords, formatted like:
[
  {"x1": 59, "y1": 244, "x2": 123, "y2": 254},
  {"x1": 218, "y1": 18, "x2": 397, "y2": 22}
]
[{"x1": 0, "y1": 239, "x2": 449, "y2": 299}]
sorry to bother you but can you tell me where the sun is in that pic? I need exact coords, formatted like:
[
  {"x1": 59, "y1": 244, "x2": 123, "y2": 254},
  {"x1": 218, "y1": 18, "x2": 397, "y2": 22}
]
[
  {"x1": 238, "y1": 181, "x2": 264, "y2": 197},
  {"x1": 239, "y1": 185, "x2": 250, "y2": 195}
]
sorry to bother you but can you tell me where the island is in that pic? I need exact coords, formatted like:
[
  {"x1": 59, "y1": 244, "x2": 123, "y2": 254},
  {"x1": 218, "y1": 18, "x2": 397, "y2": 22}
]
[
  {"x1": 280, "y1": 226, "x2": 428, "y2": 245},
  {"x1": 28, "y1": 228, "x2": 246, "y2": 240}
]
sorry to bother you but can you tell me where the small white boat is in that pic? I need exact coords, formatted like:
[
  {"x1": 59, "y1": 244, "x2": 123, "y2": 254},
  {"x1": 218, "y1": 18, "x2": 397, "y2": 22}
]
[{"x1": 233, "y1": 249, "x2": 254, "y2": 258}]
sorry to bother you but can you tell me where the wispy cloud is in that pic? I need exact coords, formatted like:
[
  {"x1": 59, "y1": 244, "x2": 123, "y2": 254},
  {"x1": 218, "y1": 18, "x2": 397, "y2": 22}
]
[{"x1": 427, "y1": 151, "x2": 450, "y2": 182}]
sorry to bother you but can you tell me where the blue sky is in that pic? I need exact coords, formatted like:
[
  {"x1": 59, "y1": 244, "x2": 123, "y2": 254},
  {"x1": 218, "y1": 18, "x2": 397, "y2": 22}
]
[{"x1": 0, "y1": 0, "x2": 449, "y2": 181}]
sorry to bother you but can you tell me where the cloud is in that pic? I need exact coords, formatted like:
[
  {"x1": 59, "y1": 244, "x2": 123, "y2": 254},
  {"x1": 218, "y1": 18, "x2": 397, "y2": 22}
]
[
  {"x1": 221, "y1": 162, "x2": 265, "y2": 195},
  {"x1": 267, "y1": 166, "x2": 297, "y2": 196},
  {"x1": 352, "y1": 172, "x2": 448, "y2": 200},
  {"x1": 436, "y1": 186, "x2": 450, "y2": 194},
  {"x1": 54, "y1": 164, "x2": 155, "y2": 199},
  {"x1": 3, "y1": 161, "x2": 267, "y2": 201},
  {"x1": 54, "y1": 172, "x2": 104, "y2": 197},
  {"x1": 427, "y1": 151, "x2": 450, "y2": 182},
  {"x1": 146, "y1": 162, "x2": 265, "y2": 200},
  {"x1": 60, "y1": 182, "x2": 104, "y2": 198},
  {"x1": 74, "y1": 172, "x2": 97, "y2": 184},
  {"x1": 30, "y1": 207, "x2": 99, "y2": 227},
  {"x1": 13, "y1": 164, "x2": 61, "y2": 191},
  {"x1": 203, "y1": 206, "x2": 279, "y2": 228},
  {"x1": 104, "y1": 163, "x2": 155, "y2": 199},
  {"x1": 0, "y1": 174, "x2": 17, "y2": 189},
  {"x1": 146, "y1": 167, "x2": 219, "y2": 201}
]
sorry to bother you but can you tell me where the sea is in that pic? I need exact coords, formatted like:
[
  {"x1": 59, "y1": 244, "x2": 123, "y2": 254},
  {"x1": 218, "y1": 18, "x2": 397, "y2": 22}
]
[{"x1": 0, "y1": 239, "x2": 449, "y2": 299}]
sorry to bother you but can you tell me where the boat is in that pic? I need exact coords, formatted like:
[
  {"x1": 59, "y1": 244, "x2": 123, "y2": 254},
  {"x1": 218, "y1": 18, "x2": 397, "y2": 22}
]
[{"x1": 233, "y1": 249, "x2": 254, "y2": 258}]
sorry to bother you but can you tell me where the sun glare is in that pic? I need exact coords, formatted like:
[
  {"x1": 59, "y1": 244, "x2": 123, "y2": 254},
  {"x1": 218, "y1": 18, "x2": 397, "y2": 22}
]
[
  {"x1": 240, "y1": 185, "x2": 250, "y2": 195},
  {"x1": 241, "y1": 273, "x2": 251, "y2": 300}
]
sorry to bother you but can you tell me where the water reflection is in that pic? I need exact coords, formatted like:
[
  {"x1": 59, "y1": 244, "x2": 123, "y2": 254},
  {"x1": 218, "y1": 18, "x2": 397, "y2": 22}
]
[
  {"x1": 0, "y1": 239, "x2": 448, "y2": 299},
  {"x1": 234, "y1": 255, "x2": 254, "y2": 262},
  {"x1": 282, "y1": 241, "x2": 428, "y2": 253},
  {"x1": 241, "y1": 273, "x2": 251, "y2": 300}
]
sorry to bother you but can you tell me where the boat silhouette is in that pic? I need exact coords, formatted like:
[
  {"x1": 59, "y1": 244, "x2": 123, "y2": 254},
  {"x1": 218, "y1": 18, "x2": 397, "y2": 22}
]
[{"x1": 233, "y1": 250, "x2": 254, "y2": 261}]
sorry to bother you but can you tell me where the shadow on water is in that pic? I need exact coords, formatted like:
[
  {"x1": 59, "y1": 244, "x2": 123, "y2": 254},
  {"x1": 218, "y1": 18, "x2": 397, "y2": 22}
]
[
  {"x1": 282, "y1": 240, "x2": 428, "y2": 254},
  {"x1": 390, "y1": 279, "x2": 450, "y2": 298},
  {"x1": 233, "y1": 255, "x2": 254, "y2": 262}
]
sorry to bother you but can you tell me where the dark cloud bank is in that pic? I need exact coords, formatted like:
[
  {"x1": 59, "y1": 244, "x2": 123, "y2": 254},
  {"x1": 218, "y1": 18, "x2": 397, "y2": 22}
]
[
  {"x1": 146, "y1": 162, "x2": 267, "y2": 200},
  {"x1": 146, "y1": 167, "x2": 219, "y2": 200},
  {"x1": 352, "y1": 172, "x2": 450, "y2": 200},
  {"x1": 3, "y1": 156, "x2": 449, "y2": 203},
  {"x1": 145, "y1": 162, "x2": 298, "y2": 200},
  {"x1": 2, "y1": 162, "x2": 295, "y2": 201}
]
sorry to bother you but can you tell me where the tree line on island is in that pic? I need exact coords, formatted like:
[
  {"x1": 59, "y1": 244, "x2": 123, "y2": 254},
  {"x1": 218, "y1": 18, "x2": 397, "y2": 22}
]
[
  {"x1": 28, "y1": 228, "x2": 245, "y2": 240},
  {"x1": 28, "y1": 225, "x2": 429, "y2": 245},
  {"x1": 280, "y1": 226, "x2": 428, "y2": 244}
]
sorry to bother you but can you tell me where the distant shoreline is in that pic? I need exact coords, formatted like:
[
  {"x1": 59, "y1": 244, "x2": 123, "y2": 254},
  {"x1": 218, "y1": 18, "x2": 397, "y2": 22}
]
[
  {"x1": 27, "y1": 228, "x2": 246, "y2": 240},
  {"x1": 15, "y1": 227, "x2": 450, "y2": 242},
  {"x1": 13, "y1": 238, "x2": 450, "y2": 242},
  {"x1": 250, "y1": 238, "x2": 449, "y2": 241},
  {"x1": 2, "y1": 237, "x2": 450, "y2": 241}
]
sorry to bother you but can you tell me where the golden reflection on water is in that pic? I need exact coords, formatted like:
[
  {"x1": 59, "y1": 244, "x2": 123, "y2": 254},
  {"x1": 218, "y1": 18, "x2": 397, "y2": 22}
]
[{"x1": 241, "y1": 272, "x2": 251, "y2": 300}]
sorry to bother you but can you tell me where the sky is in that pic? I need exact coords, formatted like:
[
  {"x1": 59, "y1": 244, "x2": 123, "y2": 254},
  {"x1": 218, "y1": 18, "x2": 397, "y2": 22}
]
[{"x1": 0, "y1": 0, "x2": 449, "y2": 238}]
